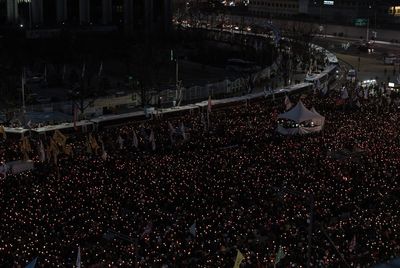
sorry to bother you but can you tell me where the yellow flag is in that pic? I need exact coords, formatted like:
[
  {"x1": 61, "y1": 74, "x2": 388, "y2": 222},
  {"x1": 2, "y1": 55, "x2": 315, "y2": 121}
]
[
  {"x1": 233, "y1": 249, "x2": 244, "y2": 268},
  {"x1": 23, "y1": 137, "x2": 31, "y2": 152},
  {"x1": 0, "y1": 126, "x2": 6, "y2": 140},
  {"x1": 86, "y1": 138, "x2": 92, "y2": 154},
  {"x1": 89, "y1": 133, "x2": 99, "y2": 151},
  {"x1": 50, "y1": 137, "x2": 60, "y2": 155},
  {"x1": 64, "y1": 144, "x2": 73, "y2": 156},
  {"x1": 53, "y1": 130, "x2": 67, "y2": 147}
]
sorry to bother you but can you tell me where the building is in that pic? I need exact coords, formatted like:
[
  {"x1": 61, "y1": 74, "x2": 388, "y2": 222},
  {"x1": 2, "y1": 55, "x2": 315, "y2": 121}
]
[
  {"x1": 248, "y1": 0, "x2": 300, "y2": 18},
  {"x1": 247, "y1": 0, "x2": 399, "y2": 26},
  {"x1": 304, "y1": 0, "x2": 400, "y2": 26},
  {"x1": 0, "y1": 0, "x2": 172, "y2": 36}
]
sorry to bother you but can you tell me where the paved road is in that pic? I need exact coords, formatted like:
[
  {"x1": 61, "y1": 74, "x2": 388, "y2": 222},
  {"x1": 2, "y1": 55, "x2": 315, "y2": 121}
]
[{"x1": 314, "y1": 36, "x2": 400, "y2": 84}]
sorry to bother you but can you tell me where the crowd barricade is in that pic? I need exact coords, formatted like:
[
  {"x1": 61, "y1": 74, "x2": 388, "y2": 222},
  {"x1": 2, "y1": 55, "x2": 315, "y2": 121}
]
[{"x1": 7, "y1": 25, "x2": 338, "y2": 129}]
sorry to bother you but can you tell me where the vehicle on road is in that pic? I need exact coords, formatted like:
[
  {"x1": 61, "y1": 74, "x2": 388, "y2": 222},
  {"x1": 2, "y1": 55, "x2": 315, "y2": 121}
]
[
  {"x1": 347, "y1": 69, "x2": 357, "y2": 81},
  {"x1": 383, "y1": 54, "x2": 399, "y2": 65}
]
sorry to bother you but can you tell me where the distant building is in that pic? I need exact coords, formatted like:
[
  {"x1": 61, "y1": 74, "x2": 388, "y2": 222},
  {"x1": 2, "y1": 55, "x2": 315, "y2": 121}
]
[
  {"x1": 0, "y1": 0, "x2": 172, "y2": 36},
  {"x1": 304, "y1": 0, "x2": 400, "y2": 26},
  {"x1": 248, "y1": 0, "x2": 300, "y2": 18},
  {"x1": 247, "y1": 0, "x2": 399, "y2": 25}
]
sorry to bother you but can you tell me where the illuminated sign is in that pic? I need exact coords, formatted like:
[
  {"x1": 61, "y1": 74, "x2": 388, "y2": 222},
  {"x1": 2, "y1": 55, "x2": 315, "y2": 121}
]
[
  {"x1": 354, "y1": 18, "x2": 368, "y2": 26},
  {"x1": 324, "y1": 0, "x2": 334, "y2": 5}
]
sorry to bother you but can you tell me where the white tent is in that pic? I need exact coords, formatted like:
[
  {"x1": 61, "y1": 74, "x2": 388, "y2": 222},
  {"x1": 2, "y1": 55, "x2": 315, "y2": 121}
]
[
  {"x1": 277, "y1": 101, "x2": 325, "y2": 135},
  {"x1": 310, "y1": 107, "x2": 325, "y2": 127}
]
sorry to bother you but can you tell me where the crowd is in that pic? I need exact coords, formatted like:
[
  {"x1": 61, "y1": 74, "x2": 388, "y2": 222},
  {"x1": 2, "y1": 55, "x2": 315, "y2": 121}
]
[{"x1": 0, "y1": 84, "x2": 400, "y2": 268}]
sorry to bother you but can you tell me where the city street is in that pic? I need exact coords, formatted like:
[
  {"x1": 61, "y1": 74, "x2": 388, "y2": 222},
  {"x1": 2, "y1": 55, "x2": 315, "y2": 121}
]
[{"x1": 315, "y1": 36, "x2": 400, "y2": 83}]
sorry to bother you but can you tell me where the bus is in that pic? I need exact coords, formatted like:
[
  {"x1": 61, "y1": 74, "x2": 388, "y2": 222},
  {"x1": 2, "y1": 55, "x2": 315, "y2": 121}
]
[{"x1": 383, "y1": 54, "x2": 399, "y2": 65}]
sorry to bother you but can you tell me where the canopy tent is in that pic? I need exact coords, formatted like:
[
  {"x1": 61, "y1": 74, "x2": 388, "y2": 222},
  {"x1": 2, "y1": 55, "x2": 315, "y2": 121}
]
[
  {"x1": 310, "y1": 107, "x2": 325, "y2": 127},
  {"x1": 277, "y1": 101, "x2": 325, "y2": 135}
]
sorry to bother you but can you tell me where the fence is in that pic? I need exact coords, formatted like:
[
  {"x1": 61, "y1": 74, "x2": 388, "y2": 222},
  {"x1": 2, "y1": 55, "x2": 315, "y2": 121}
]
[{"x1": 11, "y1": 26, "x2": 336, "y2": 125}]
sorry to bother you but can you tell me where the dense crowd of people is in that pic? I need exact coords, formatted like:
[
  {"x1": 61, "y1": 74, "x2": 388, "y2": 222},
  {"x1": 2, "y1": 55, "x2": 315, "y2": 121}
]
[{"x1": 0, "y1": 83, "x2": 400, "y2": 267}]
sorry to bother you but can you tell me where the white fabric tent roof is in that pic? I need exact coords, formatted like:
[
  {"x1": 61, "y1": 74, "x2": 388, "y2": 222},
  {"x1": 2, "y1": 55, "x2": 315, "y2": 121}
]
[
  {"x1": 278, "y1": 101, "x2": 324, "y2": 123},
  {"x1": 310, "y1": 107, "x2": 322, "y2": 117}
]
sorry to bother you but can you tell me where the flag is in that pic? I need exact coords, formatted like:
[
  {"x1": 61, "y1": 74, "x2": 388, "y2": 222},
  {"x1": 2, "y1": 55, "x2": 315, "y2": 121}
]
[
  {"x1": 207, "y1": 96, "x2": 212, "y2": 129},
  {"x1": 141, "y1": 222, "x2": 153, "y2": 238},
  {"x1": 0, "y1": 125, "x2": 6, "y2": 140},
  {"x1": 73, "y1": 103, "x2": 78, "y2": 131},
  {"x1": 180, "y1": 123, "x2": 186, "y2": 140},
  {"x1": 53, "y1": 130, "x2": 67, "y2": 148},
  {"x1": 45, "y1": 144, "x2": 51, "y2": 163},
  {"x1": 64, "y1": 144, "x2": 73, "y2": 156},
  {"x1": 233, "y1": 249, "x2": 245, "y2": 268},
  {"x1": 89, "y1": 133, "x2": 99, "y2": 153},
  {"x1": 51, "y1": 145, "x2": 60, "y2": 164},
  {"x1": 98, "y1": 61, "x2": 103, "y2": 77},
  {"x1": 363, "y1": 88, "x2": 369, "y2": 100},
  {"x1": 0, "y1": 163, "x2": 7, "y2": 178},
  {"x1": 263, "y1": 86, "x2": 268, "y2": 98},
  {"x1": 21, "y1": 142, "x2": 29, "y2": 161},
  {"x1": 149, "y1": 130, "x2": 156, "y2": 151},
  {"x1": 26, "y1": 120, "x2": 32, "y2": 129},
  {"x1": 24, "y1": 137, "x2": 32, "y2": 152},
  {"x1": 272, "y1": 86, "x2": 275, "y2": 102},
  {"x1": 86, "y1": 138, "x2": 92, "y2": 154},
  {"x1": 50, "y1": 137, "x2": 60, "y2": 158},
  {"x1": 117, "y1": 135, "x2": 124, "y2": 150},
  {"x1": 322, "y1": 84, "x2": 328, "y2": 96},
  {"x1": 132, "y1": 130, "x2": 138, "y2": 148},
  {"x1": 25, "y1": 257, "x2": 37, "y2": 268},
  {"x1": 189, "y1": 222, "x2": 196, "y2": 237},
  {"x1": 76, "y1": 247, "x2": 81, "y2": 268},
  {"x1": 201, "y1": 113, "x2": 207, "y2": 132},
  {"x1": 101, "y1": 150, "x2": 108, "y2": 160},
  {"x1": 20, "y1": 137, "x2": 32, "y2": 159},
  {"x1": 284, "y1": 95, "x2": 292, "y2": 111},
  {"x1": 39, "y1": 140, "x2": 45, "y2": 163},
  {"x1": 168, "y1": 122, "x2": 175, "y2": 135},
  {"x1": 274, "y1": 246, "x2": 285, "y2": 265},
  {"x1": 349, "y1": 235, "x2": 356, "y2": 252},
  {"x1": 341, "y1": 87, "x2": 349, "y2": 99},
  {"x1": 168, "y1": 122, "x2": 175, "y2": 143}
]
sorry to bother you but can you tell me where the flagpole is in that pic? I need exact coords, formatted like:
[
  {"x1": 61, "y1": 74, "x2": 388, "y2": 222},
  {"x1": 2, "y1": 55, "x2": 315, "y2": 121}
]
[
  {"x1": 306, "y1": 195, "x2": 314, "y2": 268},
  {"x1": 176, "y1": 58, "x2": 179, "y2": 105},
  {"x1": 22, "y1": 69, "x2": 26, "y2": 124},
  {"x1": 135, "y1": 236, "x2": 139, "y2": 268},
  {"x1": 44, "y1": 64, "x2": 47, "y2": 83},
  {"x1": 320, "y1": 226, "x2": 351, "y2": 268},
  {"x1": 62, "y1": 64, "x2": 66, "y2": 82},
  {"x1": 207, "y1": 109, "x2": 210, "y2": 130}
]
